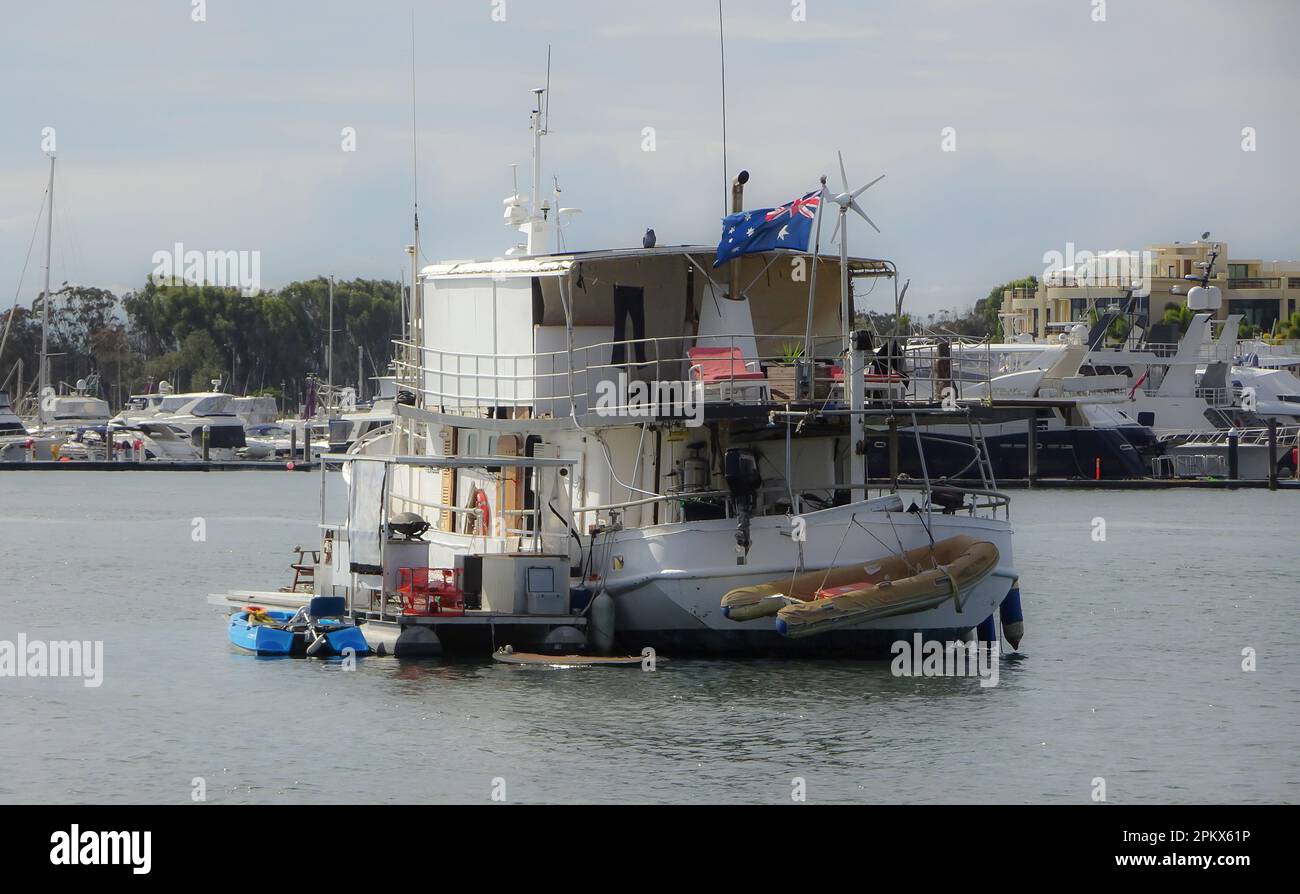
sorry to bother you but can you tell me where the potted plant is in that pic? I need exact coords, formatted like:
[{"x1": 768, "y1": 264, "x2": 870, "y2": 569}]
[{"x1": 765, "y1": 341, "x2": 830, "y2": 400}]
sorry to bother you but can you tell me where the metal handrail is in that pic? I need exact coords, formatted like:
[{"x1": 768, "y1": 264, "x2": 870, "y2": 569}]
[{"x1": 394, "y1": 330, "x2": 997, "y2": 411}]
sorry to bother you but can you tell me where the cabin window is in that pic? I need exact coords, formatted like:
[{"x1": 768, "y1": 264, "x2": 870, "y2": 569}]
[{"x1": 1137, "y1": 412, "x2": 1155, "y2": 427}]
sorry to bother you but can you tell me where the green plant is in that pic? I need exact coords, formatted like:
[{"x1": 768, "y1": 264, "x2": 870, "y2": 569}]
[
  {"x1": 1278, "y1": 311, "x2": 1300, "y2": 340},
  {"x1": 777, "y1": 341, "x2": 805, "y2": 364},
  {"x1": 1161, "y1": 302, "x2": 1194, "y2": 333}
]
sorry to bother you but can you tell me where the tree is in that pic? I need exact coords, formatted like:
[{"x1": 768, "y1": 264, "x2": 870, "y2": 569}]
[
  {"x1": 146, "y1": 330, "x2": 226, "y2": 392},
  {"x1": 0, "y1": 306, "x2": 42, "y2": 392},
  {"x1": 1161, "y1": 302, "x2": 1194, "y2": 333},
  {"x1": 122, "y1": 275, "x2": 400, "y2": 406},
  {"x1": 978, "y1": 275, "x2": 1039, "y2": 337},
  {"x1": 1280, "y1": 311, "x2": 1300, "y2": 341}
]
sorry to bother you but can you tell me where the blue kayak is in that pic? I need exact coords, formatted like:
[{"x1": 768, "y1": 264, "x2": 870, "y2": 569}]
[{"x1": 228, "y1": 597, "x2": 370, "y2": 657}]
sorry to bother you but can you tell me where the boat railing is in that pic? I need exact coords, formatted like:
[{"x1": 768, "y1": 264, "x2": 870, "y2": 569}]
[
  {"x1": 890, "y1": 480, "x2": 1011, "y2": 519},
  {"x1": 570, "y1": 477, "x2": 1010, "y2": 527},
  {"x1": 1195, "y1": 385, "x2": 1234, "y2": 406},
  {"x1": 1158, "y1": 424, "x2": 1300, "y2": 448},
  {"x1": 392, "y1": 331, "x2": 997, "y2": 415}
]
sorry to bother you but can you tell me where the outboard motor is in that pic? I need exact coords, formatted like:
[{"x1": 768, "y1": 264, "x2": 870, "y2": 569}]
[
  {"x1": 723, "y1": 448, "x2": 762, "y2": 563},
  {"x1": 929, "y1": 483, "x2": 967, "y2": 515}
]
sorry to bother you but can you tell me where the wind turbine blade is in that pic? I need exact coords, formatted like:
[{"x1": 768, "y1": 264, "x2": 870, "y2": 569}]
[
  {"x1": 838, "y1": 151, "x2": 849, "y2": 193},
  {"x1": 829, "y1": 216, "x2": 842, "y2": 245},
  {"x1": 852, "y1": 174, "x2": 885, "y2": 199},
  {"x1": 850, "y1": 200, "x2": 881, "y2": 233}
]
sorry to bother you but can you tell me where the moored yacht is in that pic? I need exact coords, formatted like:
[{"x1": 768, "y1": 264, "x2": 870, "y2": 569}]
[
  {"x1": 224, "y1": 88, "x2": 1026, "y2": 658},
  {"x1": 0, "y1": 390, "x2": 62, "y2": 461},
  {"x1": 147, "y1": 391, "x2": 247, "y2": 459}
]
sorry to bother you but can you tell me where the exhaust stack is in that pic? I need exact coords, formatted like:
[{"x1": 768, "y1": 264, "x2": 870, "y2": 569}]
[{"x1": 726, "y1": 170, "x2": 749, "y2": 301}]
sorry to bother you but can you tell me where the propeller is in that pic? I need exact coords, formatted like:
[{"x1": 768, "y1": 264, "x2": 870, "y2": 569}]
[{"x1": 827, "y1": 150, "x2": 883, "y2": 244}]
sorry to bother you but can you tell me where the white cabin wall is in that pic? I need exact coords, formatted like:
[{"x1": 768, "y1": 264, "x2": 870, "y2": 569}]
[
  {"x1": 545, "y1": 426, "x2": 651, "y2": 530},
  {"x1": 422, "y1": 276, "x2": 535, "y2": 407},
  {"x1": 533, "y1": 324, "x2": 614, "y2": 418}
]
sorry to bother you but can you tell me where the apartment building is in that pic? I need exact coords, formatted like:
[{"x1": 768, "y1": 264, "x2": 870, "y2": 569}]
[{"x1": 1005, "y1": 240, "x2": 1300, "y2": 338}]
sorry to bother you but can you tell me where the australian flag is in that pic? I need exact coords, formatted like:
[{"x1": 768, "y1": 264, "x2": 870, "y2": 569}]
[{"x1": 713, "y1": 191, "x2": 821, "y2": 268}]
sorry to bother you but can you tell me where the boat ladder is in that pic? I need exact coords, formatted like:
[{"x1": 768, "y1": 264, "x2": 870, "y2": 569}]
[{"x1": 967, "y1": 417, "x2": 998, "y2": 490}]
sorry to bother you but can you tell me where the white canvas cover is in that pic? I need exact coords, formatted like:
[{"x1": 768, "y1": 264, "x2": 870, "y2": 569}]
[{"x1": 348, "y1": 458, "x2": 388, "y2": 574}]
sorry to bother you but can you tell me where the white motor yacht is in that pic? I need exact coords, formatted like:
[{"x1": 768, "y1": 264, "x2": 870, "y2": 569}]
[
  {"x1": 246, "y1": 88, "x2": 1024, "y2": 657},
  {"x1": 149, "y1": 392, "x2": 247, "y2": 459}
]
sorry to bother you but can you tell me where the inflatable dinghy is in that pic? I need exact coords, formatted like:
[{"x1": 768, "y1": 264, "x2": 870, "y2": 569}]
[{"x1": 720, "y1": 535, "x2": 999, "y2": 638}]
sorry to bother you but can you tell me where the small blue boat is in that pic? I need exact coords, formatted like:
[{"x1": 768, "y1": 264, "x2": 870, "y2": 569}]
[{"x1": 228, "y1": 596, "x2": 370, "y2": 657}]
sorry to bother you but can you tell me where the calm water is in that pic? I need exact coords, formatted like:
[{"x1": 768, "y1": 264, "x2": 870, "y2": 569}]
[{"x1": 1, "y1": 471, "x2": 1296, "y2": 804}]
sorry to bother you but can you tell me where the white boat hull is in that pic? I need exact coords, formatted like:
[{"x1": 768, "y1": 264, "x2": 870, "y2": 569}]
[
  {"x1": 597, "y1": 501, "x2": 1016, "y2": 653},
  {"x1": 413, "y1": 497, "x2": 1016, "y2": 654}
]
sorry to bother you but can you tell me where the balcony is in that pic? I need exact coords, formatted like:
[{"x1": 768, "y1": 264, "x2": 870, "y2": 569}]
[{"x1": 1228, "y1": 277, "x2": 1281, "y2": 289}]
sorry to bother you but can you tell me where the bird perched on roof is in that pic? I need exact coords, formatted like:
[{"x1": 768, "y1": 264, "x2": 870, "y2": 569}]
[{"x1": 643, "y1": 228, "x2": 657, "y2": 249}]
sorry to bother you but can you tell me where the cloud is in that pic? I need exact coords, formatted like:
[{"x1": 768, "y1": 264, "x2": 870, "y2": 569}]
[{"x1": 0, "y1": 0, "x2": 1297, "y2": 316}]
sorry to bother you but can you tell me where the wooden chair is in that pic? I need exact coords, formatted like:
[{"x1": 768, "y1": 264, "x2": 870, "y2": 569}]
[{"x1": 281, "y1": 546, "x2": 320, "y2": 593}]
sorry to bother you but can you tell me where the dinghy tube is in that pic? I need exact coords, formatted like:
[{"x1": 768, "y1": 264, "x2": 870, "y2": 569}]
[{"x1": 722, "y1": 535, "x2": 1000, "y2": 639}]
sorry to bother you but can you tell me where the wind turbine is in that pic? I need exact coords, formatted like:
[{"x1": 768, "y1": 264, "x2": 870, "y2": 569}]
[
  {"x1": 826, "y1": 151, "x2": 883, "y2": 351},
  {"x1": 825, "y1": 150, "x2": 884, "y2": 502}
]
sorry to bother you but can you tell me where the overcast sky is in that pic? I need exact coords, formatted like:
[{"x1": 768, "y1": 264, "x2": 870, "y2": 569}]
[{"x1": 2, "y1": 0, "x2": 1297, "y2": 316}]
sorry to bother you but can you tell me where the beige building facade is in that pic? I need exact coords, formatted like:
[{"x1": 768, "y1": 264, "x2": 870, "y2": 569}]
[{"x1": 1005, "y1": 240, "x2": 1300, "y2": 338}]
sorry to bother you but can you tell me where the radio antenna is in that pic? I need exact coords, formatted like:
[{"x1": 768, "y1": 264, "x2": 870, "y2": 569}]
[
  {"x1": 717, "y1": 0, "x2": 729, "y2": 217},
  {"x1": 544, "y1": 44, "x2": 552, "y2": 133},
  {"x1": 409, "y1": 10, "x2": 422, "y2": 262}
]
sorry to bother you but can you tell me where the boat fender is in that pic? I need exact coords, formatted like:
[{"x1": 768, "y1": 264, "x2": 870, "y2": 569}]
[
  {"x1": 999, "y1": 580, "x2": 1025, "y2": 650},
  {"x1": 590, "y1": 590, "x2": 616, "y2": 656},
  {"x1": 976, "y1": 613, "x2": 997, "y2": 645}
]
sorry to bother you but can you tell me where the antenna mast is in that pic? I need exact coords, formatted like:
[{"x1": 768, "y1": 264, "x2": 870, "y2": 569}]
[
  {"x1": 718, "y1": 0, "x2": 729, "y2": 217},
  {"x1": 38, "y1": 154, "x2": 55, "y2": 428},
  {"x1": 527, "y1": 83, "x2": 548, "y2": 255},
  {"x1": 410, "y1": 11, "x2": 420, "y2": 257},
  {"x1": 407, "y1": 11, "x2": 422, "y2": 398}
]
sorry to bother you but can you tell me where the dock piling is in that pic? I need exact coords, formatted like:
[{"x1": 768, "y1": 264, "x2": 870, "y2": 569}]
[{"x1": 1267, "y1": 418, "x2": 1278, "y2": 491}]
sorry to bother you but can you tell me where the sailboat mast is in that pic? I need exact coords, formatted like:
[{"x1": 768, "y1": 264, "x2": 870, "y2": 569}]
[
  {"x1": 327, "y1": 274, "x2": 335, "y2": 401},
  {"x1": 38, "y1": 155, "x2": 55, "y2": 427}
]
